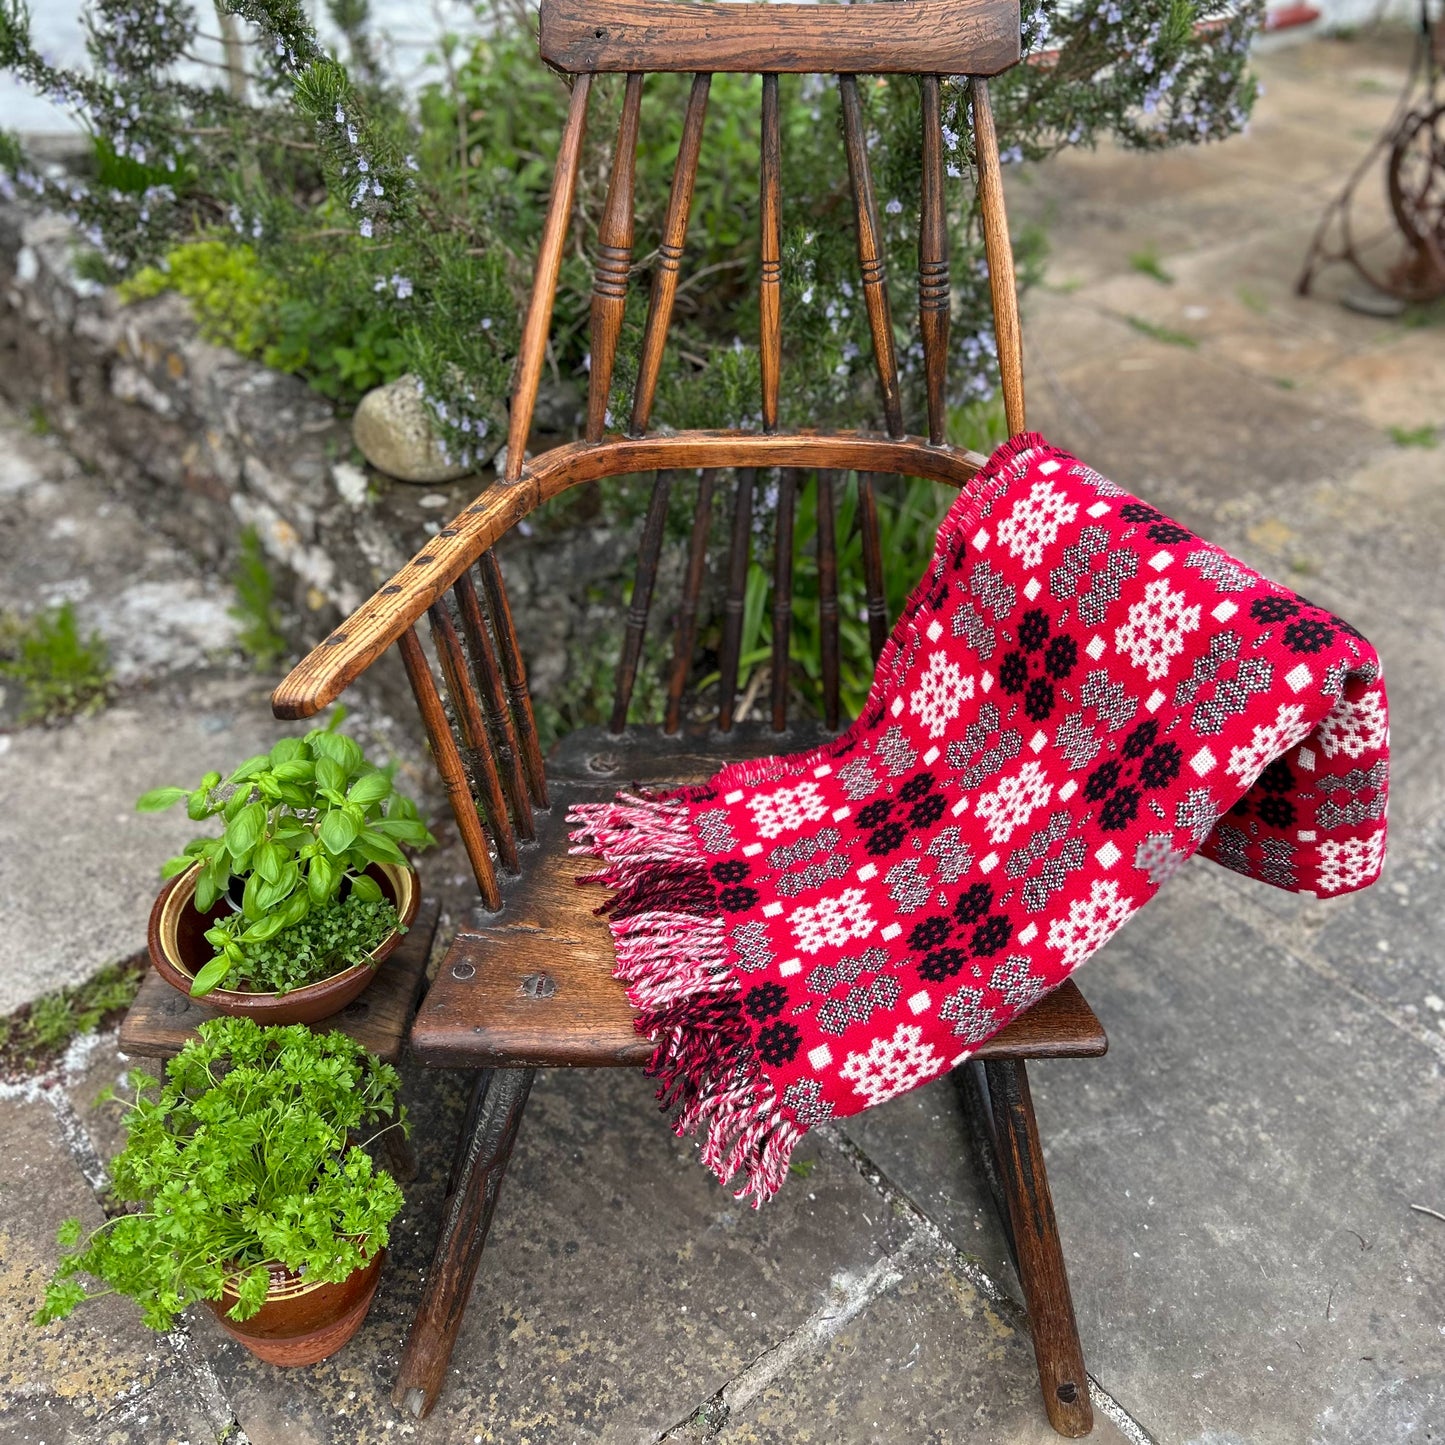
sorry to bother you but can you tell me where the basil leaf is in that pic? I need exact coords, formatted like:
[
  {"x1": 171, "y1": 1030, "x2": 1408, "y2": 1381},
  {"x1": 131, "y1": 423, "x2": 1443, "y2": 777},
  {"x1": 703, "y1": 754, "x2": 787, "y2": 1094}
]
[
  {"x1": 189, "y1": 956, "x2": 234, "y2": 997},
  {"x1": 136, "y1": 787, "x2": 186, "y2": 813}
]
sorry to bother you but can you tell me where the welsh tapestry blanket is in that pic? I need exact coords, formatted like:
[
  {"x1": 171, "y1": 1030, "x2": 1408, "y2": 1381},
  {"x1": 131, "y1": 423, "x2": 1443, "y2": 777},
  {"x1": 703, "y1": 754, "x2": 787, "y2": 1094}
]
[{"x1": 569, "y1": 433, "x2": 1390, "y2": 1204}]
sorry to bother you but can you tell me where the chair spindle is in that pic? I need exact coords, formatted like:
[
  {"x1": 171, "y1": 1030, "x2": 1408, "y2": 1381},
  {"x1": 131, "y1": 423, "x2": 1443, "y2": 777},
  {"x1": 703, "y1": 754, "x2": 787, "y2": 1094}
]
[
  {"x1": 770, "y1": 467, "x2": 798, "y2": 731},
  {"x1": 839, "y1": 74, "x2": 905, "y2": 439},
  {"x1": 398, "y1": 626, "x2": 501, "y2": 911},
  {"x1": 609, "y1": 469, "x2": 675, "y2": 732},
  {"x1": 857, "y1": 472, "x2": 890, "y2": 661},
  {"x1": 453, "y1": 569, "x2": 533, "y2": 840},
  {"x1": 588, "y1": 72, "x2": 645, "y2": 443},
  {"x1": 972, "y1": 76, "x2": 1025, "y2": 436},
  {"x1": 630, "y1": 72, "x2": 712, "y2": 436},
  {"x1": 507, "y1": 74, "x2": 593, "y2": 479},
  {"x1": 429, "y1": 602, "x2": 520, "y2": 874},
  {"x1": 759, "y1": 72, "x2": 782, "y2": 433},
  {"x1": 664, "y1": 467, "x2": 717, "y2": 733},
  {"x1": 716, "y1": 468, "x2": 755, "y2": 732},
  {"x1": 919, "y1": 74, "x2": 951, "y2": 446},
  {"x1": 815, "y1": 470, "x2": 841, "y2": 730},
  {"x1": 476, "y1": 551, "x2": 549, "y2": 808}
]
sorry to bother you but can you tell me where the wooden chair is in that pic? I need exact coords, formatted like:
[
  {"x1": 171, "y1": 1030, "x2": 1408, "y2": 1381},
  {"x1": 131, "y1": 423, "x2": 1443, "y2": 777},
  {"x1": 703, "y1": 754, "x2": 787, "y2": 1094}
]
[{"x1": 272, "y1": 1, "x2": 1104, "y2": 1434}]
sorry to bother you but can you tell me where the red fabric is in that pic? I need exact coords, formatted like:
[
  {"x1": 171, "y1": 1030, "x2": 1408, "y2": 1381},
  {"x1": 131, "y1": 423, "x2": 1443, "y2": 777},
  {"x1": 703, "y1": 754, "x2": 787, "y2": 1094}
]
[{"x1": 569, "y1": 434, "x2": 1389, "y2": 1203}]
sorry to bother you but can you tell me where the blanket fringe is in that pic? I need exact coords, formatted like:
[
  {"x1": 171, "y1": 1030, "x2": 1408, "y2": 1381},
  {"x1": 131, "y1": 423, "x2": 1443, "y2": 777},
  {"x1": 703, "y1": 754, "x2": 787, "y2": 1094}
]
[{"x1": 569, "y1": 796, "x2": 803, "y2": 1205}]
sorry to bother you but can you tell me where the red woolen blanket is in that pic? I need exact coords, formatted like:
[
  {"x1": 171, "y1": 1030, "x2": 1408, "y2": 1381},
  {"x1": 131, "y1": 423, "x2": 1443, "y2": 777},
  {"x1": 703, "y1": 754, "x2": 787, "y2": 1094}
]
[{"x1": 569, "y1": 433, "x2": 1389, "y2": 1203}]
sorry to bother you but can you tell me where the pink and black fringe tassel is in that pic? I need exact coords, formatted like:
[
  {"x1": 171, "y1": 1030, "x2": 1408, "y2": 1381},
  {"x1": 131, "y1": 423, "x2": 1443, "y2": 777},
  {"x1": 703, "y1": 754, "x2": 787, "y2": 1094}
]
[{"x1": 568, "y1": 793, "x2": 803, "y2": 1205}]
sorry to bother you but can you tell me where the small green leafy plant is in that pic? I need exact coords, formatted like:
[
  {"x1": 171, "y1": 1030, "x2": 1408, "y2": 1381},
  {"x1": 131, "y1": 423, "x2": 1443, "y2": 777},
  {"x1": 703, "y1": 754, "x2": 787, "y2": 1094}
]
[
  {"x1": 0, "y1": 960, "x2": 143, "y2": 1074},
  {"x1": 0, "y1": 602, "x2": 113, "y2": 724},
  {"x1": 35, "y1": 1017, "x2": 405, "y2": 1332},
  {"x1": 137, "y1": 711, "x2": 435, "y2": 996},
  {"x1": 228, "y1": 526, "x2": 288, "y2": 672},
  {"x1": 225, "y1": 895, "x2": 399, "y2": 995}
]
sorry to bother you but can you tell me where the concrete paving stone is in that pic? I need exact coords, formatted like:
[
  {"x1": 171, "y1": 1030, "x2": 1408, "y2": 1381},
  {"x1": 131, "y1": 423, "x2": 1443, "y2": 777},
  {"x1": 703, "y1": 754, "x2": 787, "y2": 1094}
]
[
  {"x1": 1314, "y1": 327, "x2": 1445, "y2": 433},
  {"x1": 0, "y1": 1095, "x2": 198, "y2": 1444},
  {"x1": 0, "y1": 672, "x2": 292, "y2": 1012},
  {"x1": 1022, "y1": 863, "x2": 1445, "y2": 1445},
  {"x1": 708, "y1": 1256, "x2": 1132, "y2": 1445},
  {"x1": 205, "y1": 1063, "x2": 915, "y2": 1445}
]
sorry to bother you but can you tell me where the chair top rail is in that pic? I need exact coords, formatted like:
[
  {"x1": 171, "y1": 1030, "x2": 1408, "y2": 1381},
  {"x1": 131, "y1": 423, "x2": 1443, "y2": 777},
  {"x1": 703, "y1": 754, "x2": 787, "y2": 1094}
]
[
  {"x1": 539, "y1": 0, "x2": 1021, "y2": 76},
  {"x1": 270, "y1": 429, "x2": 987, "y2": 722}
]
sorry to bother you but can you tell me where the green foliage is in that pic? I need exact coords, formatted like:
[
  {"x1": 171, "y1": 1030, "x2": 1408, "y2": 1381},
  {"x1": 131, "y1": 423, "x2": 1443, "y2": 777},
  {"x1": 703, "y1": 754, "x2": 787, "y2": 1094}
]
[
  {"x1": 0, "y1": 959, "x2": 142, "y2": 1075},
  {"x1": 0, "y1": 602, "x2": 112, "y2": 724},
  {"x1": 225, "y1": 893, "x2": 400, "y2": 994},
  {"x1": 1388, "y1": 423, "x2": 1439, "y2": 448},
  {"x1": 1129, "y1": 247, "x2": 1175, "y2": 285},
  {"x1": 137, "y1": 714, "x2": 435, "y2": 996},
  {"x1": 228, "y1": 526, "x2": 288, "y2": 672},
  {"x1": 119, "y1": 242, "x2": 276, "y2": 353},
  {"x1": 35, "y1": 1017, "x2": 405, "y2": 1332},
  {"x1": 1126, "y1": 314, "x2": 1200, "y2": 349}
]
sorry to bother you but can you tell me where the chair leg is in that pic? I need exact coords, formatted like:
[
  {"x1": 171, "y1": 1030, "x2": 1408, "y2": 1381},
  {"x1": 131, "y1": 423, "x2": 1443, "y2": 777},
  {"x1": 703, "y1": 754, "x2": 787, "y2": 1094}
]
[
  {"x1": 392, "y1": 1067, "x2": 535, "y2": 1419},
  {"x1": 983, "y1": 1059, "x2": 1094, "y2": 1438}
]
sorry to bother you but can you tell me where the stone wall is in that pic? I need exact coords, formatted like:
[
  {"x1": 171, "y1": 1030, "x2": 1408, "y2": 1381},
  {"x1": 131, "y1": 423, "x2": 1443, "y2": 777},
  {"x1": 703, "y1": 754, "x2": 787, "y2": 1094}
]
[{"x1": 0, "y1": 203, "x2": 634, "y2": 725}]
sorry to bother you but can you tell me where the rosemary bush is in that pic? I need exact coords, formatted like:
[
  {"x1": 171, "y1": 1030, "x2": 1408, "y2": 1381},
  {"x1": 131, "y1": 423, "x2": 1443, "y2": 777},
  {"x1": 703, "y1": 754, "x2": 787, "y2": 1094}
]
[{"x1": 35, "y1": 1017, "x2": 406, "y2": 1331}]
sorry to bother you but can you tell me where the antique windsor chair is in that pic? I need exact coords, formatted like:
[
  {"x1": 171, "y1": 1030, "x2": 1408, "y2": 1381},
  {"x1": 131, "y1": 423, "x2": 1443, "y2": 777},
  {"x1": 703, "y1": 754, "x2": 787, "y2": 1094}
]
[{"x1": 272, "y1": 1, "x2": 1105, "y2": 1434}]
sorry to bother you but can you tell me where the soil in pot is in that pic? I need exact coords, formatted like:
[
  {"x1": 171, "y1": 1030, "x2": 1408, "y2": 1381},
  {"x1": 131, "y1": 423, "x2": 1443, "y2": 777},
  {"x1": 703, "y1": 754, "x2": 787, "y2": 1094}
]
[
  {"x1": 148, "y1": 861, "x2": 419, "y2": 1026},
  {"x1": 209, "y1": 1248, "x2": 386, "y2": 1367}
]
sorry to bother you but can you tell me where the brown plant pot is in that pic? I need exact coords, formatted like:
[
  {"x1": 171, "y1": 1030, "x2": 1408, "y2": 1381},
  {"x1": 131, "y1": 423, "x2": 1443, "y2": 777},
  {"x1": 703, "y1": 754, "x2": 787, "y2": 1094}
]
[
  {"x1": 147, "y1": 860, "x2": 420, "y2": 1026},
  {"x1": 208, "y1": 1248, "x2": 386, "y2": 1367}
]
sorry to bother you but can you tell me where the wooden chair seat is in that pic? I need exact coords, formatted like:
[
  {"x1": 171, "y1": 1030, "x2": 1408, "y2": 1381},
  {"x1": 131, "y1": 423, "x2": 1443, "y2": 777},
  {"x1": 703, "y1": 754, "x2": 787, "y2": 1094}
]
[{"x1": 410, "y1": 726, "x2": 1107, "y2": 1070}]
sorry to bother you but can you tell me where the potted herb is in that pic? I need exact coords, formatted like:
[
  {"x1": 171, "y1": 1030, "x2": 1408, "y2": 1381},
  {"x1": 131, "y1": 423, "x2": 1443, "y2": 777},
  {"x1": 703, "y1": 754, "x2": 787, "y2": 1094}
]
[
  {"x1": 35, "y1": 1018, "x2": 406, "y2": 1366},
  {"x1": 138, "y1": 713, "x2": 435, "y2": 1025}
]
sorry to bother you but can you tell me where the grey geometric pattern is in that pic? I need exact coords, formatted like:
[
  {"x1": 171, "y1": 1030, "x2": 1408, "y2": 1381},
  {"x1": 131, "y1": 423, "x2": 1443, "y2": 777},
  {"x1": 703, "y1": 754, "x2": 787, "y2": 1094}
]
[
  {"x1": 955, "y1": 728, "x2": 1023, "y2": 790},
  {"x1": 1067, "y1": 461, "x2": 1124, "y2": 496},
  {"x1": 1184, "y1": 548, "x2": 1255, "y2": 592},
  {"x1": 969, "y1": 558, "x2": 1017, "y2": 620},
  {"x1": 730, "y1": 920, "x2": 774, "y2": 973},
  {"x1": 1321, "y1": 659, "x2": 1350, "y2": 698},
  {"x1": 945, "y1": 701, "x2": 1000, "y2": 772},
  {"x1": 1259, "y1": 835, "x2": 1295, "y2": 889},
  {"x1": 807, "y1": 946, "x2": 888, "y2": 997},
  {"x1": 1315, "y1": 761, "x2": 1388, "y2": 830},
  {"x1": 694, "y1": 807, "x2": 737, "y2": 854},
  {"x1": 1211, "y1": 822, "x2": 1252, "y2": 875},
  {"x1": 1134, "y1": 831, "x2": 1187, "y2": 885},
  {"x1": 768, "y1": 826, "x2": 839, "y2": 872},
  {"x1": 1080, "y1": 668, "x2": 1138, "y2": 732},
  {"x1": 1077, "y1": 548, "x2": 1139, "y2": 626},
  {"x1": 836, "y1": 756, "x2": 881, "y2": 800},
  {"x1": 781, "y1": 1077, "x2": 836, "y2": 1127},
  {"x1": 816, "y1": 975, "x2": 902, "y2": 1036},
  {"x1": 1054, "y1": 711, "x2": 1102, "y2": 771},
  {"x1": 1021, "y1": 835, "x2": 1087, "y2": 913},
  {"x1": 775, "y1": 852, "x2": 851, "y2": 897},
  {"x1": 1173, "y1": 630, "x2": 1240, "y2": 706},
  {"x1": 1176, "y1": 787, "x2": 1219, "y2": 845},
  {"x1": 884, "y1": 857, "x2": 933, "y2": 913},
  {"x1": 940, "y1": 984, "x2": 1000, "y2": 1043},
  {"x1": 950, "y1": 599, "x2": 997, "y2": 660},
  {"x1": 1048, "y1": 523, "x2": 1109, "y2": 601},
  {"x1": 1193, "y1": 657, "x2": 1274, "y2": 737},
  {"x1": 925, "y1": 825, "x2": 974, "y2": 885},
  {"x1": 1006, "y1": 808, "x2": 1071, "y2": 878},
  {"x1": 875, "y1": 723, "x2": 919, "y2": 777},
  {"x1": 989, "y1": 953, "x2": 1049, "y2": 1011}
]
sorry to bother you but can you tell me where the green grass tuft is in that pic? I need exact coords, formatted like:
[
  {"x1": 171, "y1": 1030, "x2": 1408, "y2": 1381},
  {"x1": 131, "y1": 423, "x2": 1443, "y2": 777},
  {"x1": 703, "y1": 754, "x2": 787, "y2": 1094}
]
[
  {"x1": 1126, "y1": 315, "x2": 1199, "y2": 349},
  {"x1": 1129, "y1": 247, "x2": 1175, "y2": 285},
  {"x1": 1388, "y1": 424, "x2": 1439, "y2": 449},
  {"x1": 0, "y1": 601, "x2": 113, "y2": 724}
]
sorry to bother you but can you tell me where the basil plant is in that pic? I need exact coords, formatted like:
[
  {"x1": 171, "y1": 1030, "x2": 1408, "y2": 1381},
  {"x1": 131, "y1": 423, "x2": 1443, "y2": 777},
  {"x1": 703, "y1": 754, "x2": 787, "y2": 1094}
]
[{"x1": 137, "y1": 712, "x2": 435, "y2": 995}]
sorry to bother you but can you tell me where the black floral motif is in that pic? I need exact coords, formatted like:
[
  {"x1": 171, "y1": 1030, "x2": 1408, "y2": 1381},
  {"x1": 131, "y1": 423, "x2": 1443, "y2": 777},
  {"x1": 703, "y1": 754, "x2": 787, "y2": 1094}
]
[
  {"x1": 1121, "y1": 720, "x2": 1158, "y2": 759},
  {"x1": 1283, "y1": 617, "x2": 1335, "y2": 654},
  {"x1": 1257, "y1": 758, "x2": 1294, "y2": 794},
  {"x1": 900, "y1": 774, "x2": 934, "y2": 802},
  {"x1": 919, "y1": 947, "x2": 969, "y2": 982},
  {"x1": 1025, "y1": 677, "x2": 1055, "y2": 723},
  {"x1": 856, "y1": 798, "x2": 893, "y2": 829},
  {"x1": 1084, "y1": 759, "x2": 1120, "y2": 801},
  {"x1": 1000, "y1": 652, "x2": 1029, "y2": 694},
  {"x1": 866, "y1": 821, "x2": 908, "y2": 856},
  {"x1": 1045, "y1": 635, "x2": 1077, "y2": 679},
  {"x1": 1138, "y1": 741, "x2": 1183, "y2": 790},
  {"x1": 1018, "y1": 608, "x2": 1050, "y2": 652},
  {"x1": 1120, "y1": 503, "x2": 1162, "y2": 524},
  {"x1": 1249, "y1": 596, "x2": 1299, "y2": 625},
  {"x1": 909, "y1": 792, "x2": 947, "y2": 828},
  {"x1": 756, "y1": 1020, "x2": 801, "y2": 1066},
  {"x1": 970, "y1": 915, "x2": 1013, "y2": 957},
  {"x1": 954, "y1": 882, "x2": 994, "y2": 924},
  {"x1": 1099, "y1": 787, "x2": 1140, "y2": 831},
  {"x1": 711, "y1": 859, "x2": 750, "y2": 884},
  {"x1": 745, "y1": 982, "x2": 788, "y2": 1020},
  {"x1": 719, "y1": 884, "x2": 759, "y2": 912},
  {"x1": 908, "y1": 915, "x2": 954, "y2": 951},
  {"x1": 1148, "y1": 522, "x2": 1192, "y2": 545},
  {"x1": 1257, "y1": 795, "x2": 1296, "y2": 828}
]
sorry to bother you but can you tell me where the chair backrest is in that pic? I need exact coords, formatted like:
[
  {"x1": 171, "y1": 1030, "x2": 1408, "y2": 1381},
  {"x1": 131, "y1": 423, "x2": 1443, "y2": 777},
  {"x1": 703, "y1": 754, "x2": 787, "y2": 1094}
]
[{"x1": 273, "y1": 0, "x2": 1027, "y2": 913}]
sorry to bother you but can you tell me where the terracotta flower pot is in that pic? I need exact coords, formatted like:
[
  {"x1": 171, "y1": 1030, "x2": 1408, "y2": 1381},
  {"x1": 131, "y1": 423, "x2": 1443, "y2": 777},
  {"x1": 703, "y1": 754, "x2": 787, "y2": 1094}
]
[
  {"x1": 208, "y1": 1248, "x2": 385, "y2": 1367},
  {"x1": 147, "y1": 861, "x2": 420, "y2": 1026}
]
